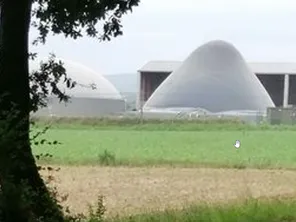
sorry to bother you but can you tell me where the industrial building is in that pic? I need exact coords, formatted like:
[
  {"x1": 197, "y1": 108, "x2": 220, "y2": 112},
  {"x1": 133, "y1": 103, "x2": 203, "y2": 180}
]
[
  {"x1": 143, "y1": 40, "x2": 274, "y2": 113},
  {"x1": 32, "y1": 59, "x2": 126, "y2": 117},
  {"x1": 138, "y1": 41, "x2": 296, "y2": 111}
]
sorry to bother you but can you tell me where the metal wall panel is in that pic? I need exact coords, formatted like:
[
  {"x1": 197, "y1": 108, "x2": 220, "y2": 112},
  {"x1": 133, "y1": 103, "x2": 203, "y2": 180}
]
[{"x1": 32, "y1": 97, "x2": 126, "y2": 117}]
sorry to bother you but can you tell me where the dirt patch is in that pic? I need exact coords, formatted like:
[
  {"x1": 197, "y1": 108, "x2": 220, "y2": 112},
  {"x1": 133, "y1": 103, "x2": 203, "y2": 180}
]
[{"x1": 42, "y1": 166, "x2": 296, "y2": 216}]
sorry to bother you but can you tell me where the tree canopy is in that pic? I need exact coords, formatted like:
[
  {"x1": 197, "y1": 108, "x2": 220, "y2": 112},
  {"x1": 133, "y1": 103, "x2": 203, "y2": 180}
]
[
  {"x1": 32, "y1": 0, "x2": 139, "y2": 44},
  {"x1": 0, "y1": 0, "x2": 140, "y2": 221}
]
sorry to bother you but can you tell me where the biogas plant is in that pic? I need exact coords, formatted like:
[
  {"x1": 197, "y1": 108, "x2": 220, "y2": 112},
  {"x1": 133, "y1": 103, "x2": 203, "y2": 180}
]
[
  {"x1": 31, "y1": 40, "x2": 296, "y2": 123},
  {"x1": 136, "y1": 40, "x2": 296, "y2": 123}
]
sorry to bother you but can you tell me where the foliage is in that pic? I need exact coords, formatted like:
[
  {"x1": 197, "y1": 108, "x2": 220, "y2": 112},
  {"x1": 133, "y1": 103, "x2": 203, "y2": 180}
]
[
  {"x1": 63, "y1": 196, "x2": 106, "y2": 222},
  {"x1": 0, "y1": 0, "x2": 140, "y2": 221},
  {"x1": 87, "y1": 196, "x2": 107, "y2": 222},
  {"x1": 31, "y1": 0, "x2": 139, "y2": 44},
  {"x1": 29, "y1": 54, "x2": 76, "y2": 113},
  {"x1": 98, "y1": 150, "x2": 116, "y2": 166}
]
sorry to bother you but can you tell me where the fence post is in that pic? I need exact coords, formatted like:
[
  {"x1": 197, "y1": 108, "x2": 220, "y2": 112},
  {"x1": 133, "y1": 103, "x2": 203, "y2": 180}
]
[{"x1": 139, "y1": 91, "x2": 144, "y2": 124}]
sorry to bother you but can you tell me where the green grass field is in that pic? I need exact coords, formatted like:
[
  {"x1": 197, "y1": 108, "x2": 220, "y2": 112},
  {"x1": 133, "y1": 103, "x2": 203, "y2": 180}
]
[
  {"x1": 32, "y1": 118, "x2": 296, "y2": 169},
  {"x1": 32, "y1": 118, "x2": 296, "y2": 221}
]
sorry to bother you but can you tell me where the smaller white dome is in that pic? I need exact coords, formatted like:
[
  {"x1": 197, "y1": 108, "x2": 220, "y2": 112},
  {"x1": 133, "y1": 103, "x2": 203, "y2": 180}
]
[{"x1": 30, "y1": 59, "x2": 123, "y2": 100}]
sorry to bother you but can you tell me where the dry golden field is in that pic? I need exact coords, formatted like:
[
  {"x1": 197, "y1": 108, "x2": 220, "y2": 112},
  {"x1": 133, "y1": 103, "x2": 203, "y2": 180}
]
[{"x1": 43, "y1": 166, "x2": 296, "y2": 217}]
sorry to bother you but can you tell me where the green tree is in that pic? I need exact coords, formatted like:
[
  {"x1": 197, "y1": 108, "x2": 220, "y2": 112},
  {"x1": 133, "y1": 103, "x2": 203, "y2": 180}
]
[{"x1": 0, "y1": 0, "x2": 139, "y2": 221}]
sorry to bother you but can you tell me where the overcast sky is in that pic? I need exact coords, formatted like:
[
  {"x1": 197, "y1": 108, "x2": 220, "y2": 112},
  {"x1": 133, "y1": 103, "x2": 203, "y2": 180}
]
[{"x1": 30, "y1": 0, "x2": 296, "y2": 75}]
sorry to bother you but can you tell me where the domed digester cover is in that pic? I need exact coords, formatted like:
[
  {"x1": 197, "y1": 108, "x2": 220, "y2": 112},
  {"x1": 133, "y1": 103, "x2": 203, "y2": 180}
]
[
  {"x1": 30, "y1": 59, "x2": 125, "y2": 117},
  {"x1": 144, "y1": 40, "x2": 275, "y2": 112}
]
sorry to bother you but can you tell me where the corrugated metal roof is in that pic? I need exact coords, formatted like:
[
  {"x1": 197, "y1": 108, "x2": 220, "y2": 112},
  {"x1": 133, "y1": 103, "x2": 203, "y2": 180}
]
[
  {"x1": 139, "y1": 60, "x2": 296, "y2": 75},
  {"x1": 248, "y1": 62, "x2": 296, "y2": 74}
]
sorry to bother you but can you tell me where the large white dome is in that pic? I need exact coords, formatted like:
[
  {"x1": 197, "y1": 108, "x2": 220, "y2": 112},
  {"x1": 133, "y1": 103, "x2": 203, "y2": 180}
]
[
  {"x1": 144, "y1": 40, "x2": 275, "y2": 112},
  {"x1": 30, "y1": 59, "x2": 122, "y2": 100}
]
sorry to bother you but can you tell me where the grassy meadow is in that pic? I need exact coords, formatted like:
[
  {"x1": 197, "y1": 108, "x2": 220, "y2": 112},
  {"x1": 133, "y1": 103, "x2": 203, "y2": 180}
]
[
  {"x1": 32, "y1": 117, "x2": 296, "y2": 169},
  {"x1": 31, "y1": 117, "x2": 296, "y2": 221}
]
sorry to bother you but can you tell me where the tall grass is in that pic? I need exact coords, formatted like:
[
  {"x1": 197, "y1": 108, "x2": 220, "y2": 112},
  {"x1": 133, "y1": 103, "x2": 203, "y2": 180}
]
[
  {"x1": 31, "y1": 116, "x2": 296, "y2": 131},
  {"x1": 107, "y1": 197, "x2": 296, "y2": 222}
]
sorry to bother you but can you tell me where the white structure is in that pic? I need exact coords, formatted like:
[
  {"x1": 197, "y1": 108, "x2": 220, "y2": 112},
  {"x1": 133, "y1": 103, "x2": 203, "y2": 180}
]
[
  {"x1": 143, "y1": 40, "x2": 275, "y2": 113},
  {"x1": 139, "y1": 61, "x2": 296, "y2": 109},
  {"x1": 31, "y1": 59, "x2": 125, "y2": 117}
]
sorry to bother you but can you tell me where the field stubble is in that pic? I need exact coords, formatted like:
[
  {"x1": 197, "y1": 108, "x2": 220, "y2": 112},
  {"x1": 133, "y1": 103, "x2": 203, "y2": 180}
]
[{"x1": 43, "y1": 166, "x2": 296, "y2": 217}]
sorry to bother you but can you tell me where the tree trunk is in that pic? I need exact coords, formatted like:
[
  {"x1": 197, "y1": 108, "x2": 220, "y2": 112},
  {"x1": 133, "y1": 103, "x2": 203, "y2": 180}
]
[{"x1": 0, "y1": 1, "x2": 64, "y2": 221}]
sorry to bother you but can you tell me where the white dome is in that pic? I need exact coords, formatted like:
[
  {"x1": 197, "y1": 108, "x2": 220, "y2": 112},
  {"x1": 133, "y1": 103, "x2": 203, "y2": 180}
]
[
  {"x1": 144, "y1": 40, "x2": 275, "y2": 113},
  {"x1": 30, "y1": 59, "x2": 122, "y2": 100}
]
